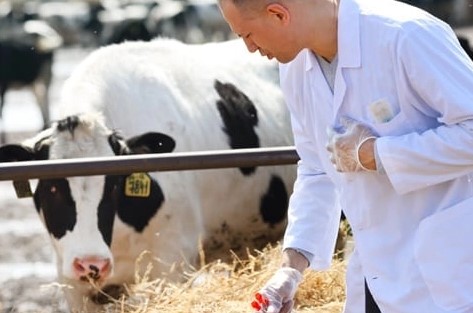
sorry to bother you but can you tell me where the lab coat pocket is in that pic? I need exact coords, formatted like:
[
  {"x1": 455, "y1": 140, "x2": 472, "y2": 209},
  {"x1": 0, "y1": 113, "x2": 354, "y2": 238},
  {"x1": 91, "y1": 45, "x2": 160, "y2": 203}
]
[
  {"x1": 369, "y1": 103, "x2": 408, "y2": 136},
  {"x1": 414, "y1": 197, "x2": 473, "y2": 311}
]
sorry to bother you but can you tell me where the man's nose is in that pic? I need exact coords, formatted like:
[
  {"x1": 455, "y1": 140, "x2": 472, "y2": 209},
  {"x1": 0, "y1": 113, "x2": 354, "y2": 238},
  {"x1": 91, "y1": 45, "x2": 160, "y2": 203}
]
[{"x1": 243, "y1": 38, "x2": 259, "y2": 53}]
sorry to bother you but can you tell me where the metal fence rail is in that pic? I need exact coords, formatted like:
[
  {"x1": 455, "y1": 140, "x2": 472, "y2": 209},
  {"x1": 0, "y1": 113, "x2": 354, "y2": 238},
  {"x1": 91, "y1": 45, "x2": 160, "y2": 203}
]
[{"x1": 0, "y1": 146, "x2": 299, "y2": 181}]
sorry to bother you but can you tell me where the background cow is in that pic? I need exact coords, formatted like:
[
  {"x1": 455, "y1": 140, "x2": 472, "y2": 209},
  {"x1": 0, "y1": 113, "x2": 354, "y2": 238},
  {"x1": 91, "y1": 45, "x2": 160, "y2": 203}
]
[
  {"x1": 0, "y1": 38, "x2": 296, "y2": 312},
  {"x1": 0, "y1": 19, "x2": 63, "y2": 142}
]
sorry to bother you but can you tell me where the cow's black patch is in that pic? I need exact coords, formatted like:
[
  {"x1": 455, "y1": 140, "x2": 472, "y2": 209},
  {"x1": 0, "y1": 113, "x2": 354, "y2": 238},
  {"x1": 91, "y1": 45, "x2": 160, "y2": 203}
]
[
  {"x1": 214, "y1": 80, "x2": 260, "y2": 175},
  {"x1": 97, "y1": 176, "x2": 121, "y2": 246},
  {"x1": 113, "y1": 173, "x2": 164, "y2": 232},
  {"x1": 57, "y1": 115, "x2": 80, "y2": 134},
  {"x1": 126, "y1": 132, "x2": 176, "y2": 154},
  {"x1": 108, "y1": 133, "x2": 128, "y2": 155},
  {"x1": 104, "y1": 131, "x2": 173, "y2": 233},
  {"x1": 97, "y1": 172, "x2": 165, "y2": 235},
  {"x1": 108, "y1": 131, "x2": 176, "y2": 156},
  {"x1": 33, "y1": 178, "x2": 77, "y2": 239},
  {"x1": 260, "y1": 175, "x2": 288, "y2": 225}
]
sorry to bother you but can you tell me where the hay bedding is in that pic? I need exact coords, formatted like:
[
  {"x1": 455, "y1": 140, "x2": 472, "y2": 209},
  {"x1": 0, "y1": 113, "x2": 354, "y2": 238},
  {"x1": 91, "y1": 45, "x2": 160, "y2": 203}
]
[{"x1": 97, "y1": 243, "x2": 347, "y2": 313}]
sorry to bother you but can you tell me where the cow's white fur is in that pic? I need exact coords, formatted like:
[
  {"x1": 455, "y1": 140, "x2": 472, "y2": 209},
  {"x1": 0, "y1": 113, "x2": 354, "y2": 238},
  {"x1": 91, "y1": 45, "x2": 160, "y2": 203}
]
[{"x1": 27, "y1": 38, "x2": 296, "y2": 311}]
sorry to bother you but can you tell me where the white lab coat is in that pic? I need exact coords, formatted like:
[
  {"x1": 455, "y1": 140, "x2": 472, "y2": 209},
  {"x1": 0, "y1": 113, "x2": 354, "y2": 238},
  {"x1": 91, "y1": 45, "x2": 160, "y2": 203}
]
[{"x1": 279, "y1": 0, "x2": 473, "y2": 312}]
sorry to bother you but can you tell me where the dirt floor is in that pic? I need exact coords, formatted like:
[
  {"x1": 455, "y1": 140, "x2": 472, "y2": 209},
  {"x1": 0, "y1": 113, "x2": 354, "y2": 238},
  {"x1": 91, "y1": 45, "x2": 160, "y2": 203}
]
[{"x1": 0, "y1": 178, "x2": 69, "y2": 313}]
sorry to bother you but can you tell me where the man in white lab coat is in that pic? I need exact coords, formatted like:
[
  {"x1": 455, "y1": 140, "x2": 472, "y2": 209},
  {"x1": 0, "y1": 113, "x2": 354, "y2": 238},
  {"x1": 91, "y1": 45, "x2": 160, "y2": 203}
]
[{"x1": 218, "y1": 0, "x2": 473, "y2": 312}]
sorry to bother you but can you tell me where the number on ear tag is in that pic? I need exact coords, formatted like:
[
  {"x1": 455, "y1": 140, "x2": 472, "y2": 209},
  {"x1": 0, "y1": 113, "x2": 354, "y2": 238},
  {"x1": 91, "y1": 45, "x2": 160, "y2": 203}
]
[{"x1": 125, "y1": 173, "x2": 151, "y2": 197}]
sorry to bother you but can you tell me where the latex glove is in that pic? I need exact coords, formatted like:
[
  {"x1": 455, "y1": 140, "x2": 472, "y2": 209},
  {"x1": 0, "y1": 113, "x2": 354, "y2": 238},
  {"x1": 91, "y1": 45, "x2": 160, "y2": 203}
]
[
  {"x1": 251, "y1": 267, "x2": 303, "y2": 313},
  {"x1": 326, "y1": 118, "x2": 378, "y2": 172}
]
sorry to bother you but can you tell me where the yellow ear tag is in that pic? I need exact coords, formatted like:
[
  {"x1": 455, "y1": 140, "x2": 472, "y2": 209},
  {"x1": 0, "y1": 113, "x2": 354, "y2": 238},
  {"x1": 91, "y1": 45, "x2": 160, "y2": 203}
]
[
  {"x1": 13, "y1": 180, "x2": 33, "y2": 198},
  {"x1": 125, "y1": 173, "x2": 151, "y2": 197}
]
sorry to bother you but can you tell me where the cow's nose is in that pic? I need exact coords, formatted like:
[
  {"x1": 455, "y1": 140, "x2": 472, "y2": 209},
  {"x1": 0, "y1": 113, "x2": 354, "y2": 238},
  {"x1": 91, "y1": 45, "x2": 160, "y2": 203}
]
[{"x1": 72, "y1": 257, "x2": 112, "y2": 282}]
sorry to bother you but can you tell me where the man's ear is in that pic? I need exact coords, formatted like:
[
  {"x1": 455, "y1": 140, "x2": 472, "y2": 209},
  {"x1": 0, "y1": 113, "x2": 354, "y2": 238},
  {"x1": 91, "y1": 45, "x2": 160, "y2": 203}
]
[{"x1": 266, "y1": 2, "x2": 290, "y2": 24}]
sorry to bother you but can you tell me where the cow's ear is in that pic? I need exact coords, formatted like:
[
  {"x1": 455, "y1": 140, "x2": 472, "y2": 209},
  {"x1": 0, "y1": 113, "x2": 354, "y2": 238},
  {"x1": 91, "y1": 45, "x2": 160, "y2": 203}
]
[
  {"x1": 108, "y1": 133, "x2": 128, "y2": 155},
  {"x1": 0, "y1": 144, "x2": 37, "y2": 162},
  {"x1": 126, "y1": 132, "x2": 176, "y2": 154}
]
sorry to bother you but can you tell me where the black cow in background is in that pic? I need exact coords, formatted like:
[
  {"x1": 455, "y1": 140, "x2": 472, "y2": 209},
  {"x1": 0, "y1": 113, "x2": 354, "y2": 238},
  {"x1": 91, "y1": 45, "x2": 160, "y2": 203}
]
[
  {"x1": 0, "y1": 19, "x2": 63, "y2": 143},
  {"x1": 458, "y1": 35, "x2": 473, "y2": 61},
  {"x1": 97, "y1": 3, "x2": 153, "y2": 45}
]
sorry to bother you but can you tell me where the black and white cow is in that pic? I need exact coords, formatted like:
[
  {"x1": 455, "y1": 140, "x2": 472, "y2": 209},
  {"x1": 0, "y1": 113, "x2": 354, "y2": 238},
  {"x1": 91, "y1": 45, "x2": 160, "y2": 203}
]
[
  {"x1": 0, "y1": 38, "x2": 296, "y2": 312},
  {"x1": 0, "y1": 19, "x2": 63, "y2": 140}
]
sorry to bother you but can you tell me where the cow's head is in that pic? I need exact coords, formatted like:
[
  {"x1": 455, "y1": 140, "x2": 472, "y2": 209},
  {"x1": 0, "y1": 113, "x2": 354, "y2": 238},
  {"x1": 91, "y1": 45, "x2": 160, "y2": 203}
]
[{"x1": 0, "y1": 113, "x2": 175, "y2": 286}]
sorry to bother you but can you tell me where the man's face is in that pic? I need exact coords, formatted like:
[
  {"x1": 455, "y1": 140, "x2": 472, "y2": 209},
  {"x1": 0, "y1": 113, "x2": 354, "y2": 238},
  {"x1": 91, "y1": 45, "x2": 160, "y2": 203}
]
[{"x1": 219, "y1": 0, "x2": 299, "y2": 63}]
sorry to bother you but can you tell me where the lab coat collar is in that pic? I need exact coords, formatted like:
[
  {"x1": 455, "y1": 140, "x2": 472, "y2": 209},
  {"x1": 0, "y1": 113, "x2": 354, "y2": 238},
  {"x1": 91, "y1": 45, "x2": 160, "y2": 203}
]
[
  {"x1": 302, "y1": 0, "x2": 363, "y2": 123},
  {"x1": 338, "y1": 0, "x2": 361, "y2": 69}
]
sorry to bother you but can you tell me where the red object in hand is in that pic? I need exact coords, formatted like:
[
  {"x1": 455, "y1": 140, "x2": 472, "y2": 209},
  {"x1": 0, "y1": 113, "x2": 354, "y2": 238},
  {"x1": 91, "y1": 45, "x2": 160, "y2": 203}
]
[
  {"x1": 251, "y1": 300, "x2": 262, "y2": 310},
  {"x1": 255, "y1": 292, "x2": 269, "y2": 306},
  {"x1": 251, "y1": 292, "x2": 269, "y2": 311}
]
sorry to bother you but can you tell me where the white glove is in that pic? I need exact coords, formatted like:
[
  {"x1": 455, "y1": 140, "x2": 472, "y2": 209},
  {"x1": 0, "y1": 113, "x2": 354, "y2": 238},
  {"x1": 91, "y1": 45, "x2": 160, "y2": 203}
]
[
  {"x1": 326, "y1": 117, "x2": 378, "y2": 172},
  {"x1": 251, "y1": 267, "x2": 303, "y2": 313}
]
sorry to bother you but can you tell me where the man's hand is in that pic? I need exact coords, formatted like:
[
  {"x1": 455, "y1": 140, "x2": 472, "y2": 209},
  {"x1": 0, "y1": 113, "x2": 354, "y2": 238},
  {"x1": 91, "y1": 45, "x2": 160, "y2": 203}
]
[
  {"x1": 326, "y1": 118, "x2": 378, "y2": 172},
  {"x1": 251, "y1": 267, "x2": 303, "y2": 313}
]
